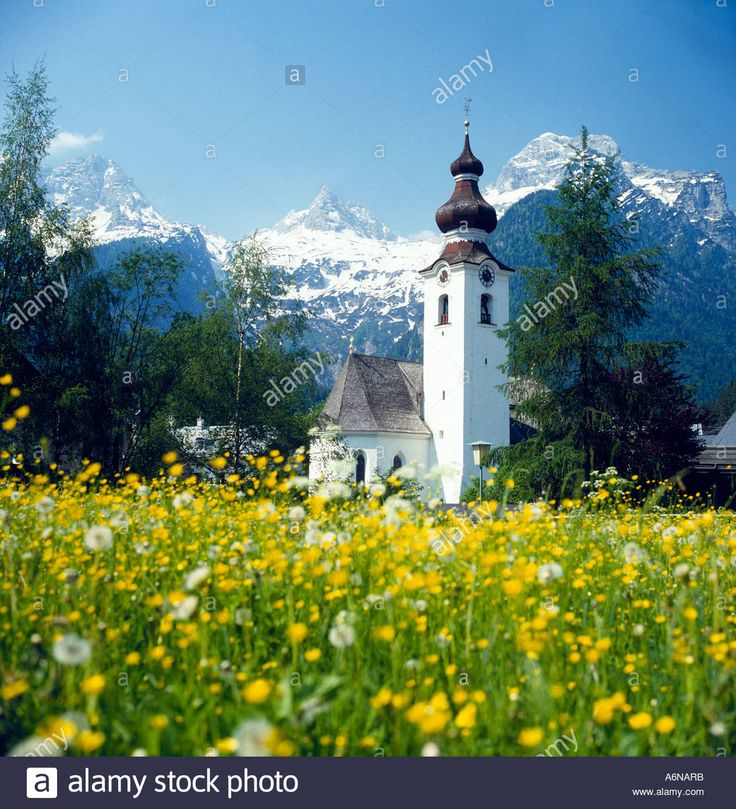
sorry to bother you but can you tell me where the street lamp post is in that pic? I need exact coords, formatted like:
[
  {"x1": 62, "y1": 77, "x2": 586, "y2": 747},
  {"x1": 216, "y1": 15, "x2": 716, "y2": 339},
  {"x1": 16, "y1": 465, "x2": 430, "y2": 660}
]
[{"x1": 470, "y1": 441, "x2": 492, "y2": 507}]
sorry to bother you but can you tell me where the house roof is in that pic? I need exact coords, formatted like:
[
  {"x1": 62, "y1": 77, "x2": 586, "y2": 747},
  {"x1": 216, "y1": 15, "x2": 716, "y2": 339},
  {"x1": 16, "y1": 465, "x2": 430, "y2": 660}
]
[
  {"x1": 716, "y1": 411, "x2": 736, "y2": 445},
  {"x1": 696, "y1": 411, "x2": 736, "y2": 473},
  {"x1": 322, "y1": 353, "x2": 431, "y2": 435}
]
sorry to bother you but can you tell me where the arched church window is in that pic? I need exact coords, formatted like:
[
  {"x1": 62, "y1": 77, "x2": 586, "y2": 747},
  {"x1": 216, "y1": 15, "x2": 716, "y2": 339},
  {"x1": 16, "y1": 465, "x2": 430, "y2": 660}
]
[
  {"x1": 392, "y1": 454, "x2": 404, "y2": 471},
  {"x1": 480, "y1": 293, "x2": 493, "y2": 325},
  {"x1": 438, "y1": 294, "x2": 449, "y2": 324},
  {"x1": 355, "y1": 452, "x2": 366, "y2": 485}
]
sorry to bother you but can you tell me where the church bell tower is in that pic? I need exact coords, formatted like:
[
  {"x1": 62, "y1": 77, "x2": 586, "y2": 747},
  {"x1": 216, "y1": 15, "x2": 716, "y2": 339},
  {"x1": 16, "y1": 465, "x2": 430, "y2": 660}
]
[{"x1": 421, "y1": 120, "x2": 513, "y2": 503}]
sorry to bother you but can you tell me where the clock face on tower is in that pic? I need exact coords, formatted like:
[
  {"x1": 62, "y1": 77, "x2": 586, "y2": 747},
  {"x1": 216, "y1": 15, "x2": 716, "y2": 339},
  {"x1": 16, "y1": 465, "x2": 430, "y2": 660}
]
[
  {"x1": 437, "y1": 268, "x2": 450, "y2": 286},
  {"x1": 479, "y1": 265, "x2": 496, "y2": 287}
]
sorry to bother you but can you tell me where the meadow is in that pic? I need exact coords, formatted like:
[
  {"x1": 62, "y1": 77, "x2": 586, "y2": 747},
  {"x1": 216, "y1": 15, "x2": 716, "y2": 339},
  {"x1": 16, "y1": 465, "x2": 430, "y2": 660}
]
[{"x1": 1, "y1": 447, "x2": 735, "y2": 757}]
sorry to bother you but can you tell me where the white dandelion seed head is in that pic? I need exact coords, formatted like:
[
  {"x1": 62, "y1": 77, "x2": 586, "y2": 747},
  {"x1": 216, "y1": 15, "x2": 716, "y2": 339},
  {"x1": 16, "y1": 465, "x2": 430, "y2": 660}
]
[
  {"x1": 84, "y1": 525, "x2": 113, "y2": 552},
  {"x1": 8, "y1": 735, "x2": 64, "y2": 757},
  {"x1": 421, "y1": 742, "x2": 441, "y2": 757},
  {"x1": 623, "y1": 542, "x2": 647, "y2": 565},
  {"x1": 537, "y1": 563, "x2": 564, "y2": 584},
  {"x1": 287, "y1": 476, "x2": 311, "y2": 491},
  {"x1": 287, "y1": 506, "x2": 306, "y2": 522},
  {"x1": 172, "y1": 492, "x2": 194, "y2": 509},
  {"x1": 168, "y1": 595, "x2": 198, "y2": 621},
  {"x1": 232, "y1": 718, "x2": 275, "y2": 757},
  {"x1": 35, "y1": 496, "x2": 55, "y2": 516},
  {"x1": 184, "y1": 565, "x2": 211, "y2": 591},
  {"x1": 52, "y1": 633, "x2": 92, "y2": 666},
  {"x1": 328, "y1": 623, "x2": 356, "y2": 649}
]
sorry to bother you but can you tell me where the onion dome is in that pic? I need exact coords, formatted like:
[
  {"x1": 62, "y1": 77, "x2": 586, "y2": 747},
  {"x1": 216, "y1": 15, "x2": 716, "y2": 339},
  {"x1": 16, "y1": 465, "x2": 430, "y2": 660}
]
[
  {"x1": 435, "y1": 121, "x2": 497, "y2": 237},
  {"x1": 450, "y1": 129, "x2": 484, "y2": 178}
]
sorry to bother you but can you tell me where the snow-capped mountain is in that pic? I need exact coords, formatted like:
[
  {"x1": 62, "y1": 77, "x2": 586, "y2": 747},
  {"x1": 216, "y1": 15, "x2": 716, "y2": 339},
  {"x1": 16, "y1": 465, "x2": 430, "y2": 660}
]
[
  {"x1": 272, "y1": 186, "x2": 396, "y2": 241},
  {"x1": 484, "y1": 132, "x2": 736, "y2": 251},
  {"x1": 42, "y1": 134, "x2": 736, "y2": 399},
  {"x1": 258, "y1": 191, "x2": 437, "y2": 359},
  {"x1": 43, "y1": 156, "x2": 221, "y2": 311}
]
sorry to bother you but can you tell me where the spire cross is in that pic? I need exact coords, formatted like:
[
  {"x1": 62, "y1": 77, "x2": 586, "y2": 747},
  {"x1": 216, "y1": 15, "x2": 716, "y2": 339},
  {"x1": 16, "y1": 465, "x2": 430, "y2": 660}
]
[{"x1": 463, "y1": 97, "x2": 472, "y2": 131}]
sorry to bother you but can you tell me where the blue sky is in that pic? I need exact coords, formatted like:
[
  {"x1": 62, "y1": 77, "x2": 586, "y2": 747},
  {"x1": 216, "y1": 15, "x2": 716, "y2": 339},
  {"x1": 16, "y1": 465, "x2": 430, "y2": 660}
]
[{"x1": 1, "y1": 0, "x2": 734, "y2": 239}]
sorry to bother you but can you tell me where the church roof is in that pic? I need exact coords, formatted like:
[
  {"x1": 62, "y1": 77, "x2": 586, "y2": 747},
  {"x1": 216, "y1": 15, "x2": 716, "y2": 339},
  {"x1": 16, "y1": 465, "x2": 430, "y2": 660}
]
[
  {"x1": 323, "y1": 353, "x2": 431, "y2": 435},
  {"x1": 421, "y1": 241, "x2": 515, "y2": 273},
  {"x1": 436, "y1": 125, "x2": 497, "y2": 235}
]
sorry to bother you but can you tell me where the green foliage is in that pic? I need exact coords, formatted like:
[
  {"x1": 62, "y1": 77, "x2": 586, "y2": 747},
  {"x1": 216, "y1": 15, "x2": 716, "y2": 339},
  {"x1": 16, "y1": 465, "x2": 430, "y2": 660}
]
[
  {"x1": 707, "y1": 378, "x2": 736, "y2": 428},
  {"x1": 491, "y1": 184, "x2": 735, "y2": 405},
  {"x1": 1, "y1": 66, "x2": 318, "y2": 476},
  {"x1": 500, "y1": 127, "x2": 701, "y2": 494},
  {"x1": 481, "y1": 437, "x2": 585, "y2": 503}
]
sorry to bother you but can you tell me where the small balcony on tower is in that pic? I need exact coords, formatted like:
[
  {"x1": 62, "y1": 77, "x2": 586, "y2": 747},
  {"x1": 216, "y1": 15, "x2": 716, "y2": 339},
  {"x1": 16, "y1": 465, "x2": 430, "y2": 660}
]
[
  {"x1": 438, "y1": 294, "x2": 450, "y2": 325},
  {"x1": 480, "y1": 293, "x2": 494, "y2": 325}
]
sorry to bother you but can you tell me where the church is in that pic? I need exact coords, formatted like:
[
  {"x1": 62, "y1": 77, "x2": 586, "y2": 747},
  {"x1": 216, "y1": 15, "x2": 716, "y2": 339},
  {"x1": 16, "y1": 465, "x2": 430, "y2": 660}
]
[{"x1": 309, "y1": 121, "x2": 514, "y2": 504}]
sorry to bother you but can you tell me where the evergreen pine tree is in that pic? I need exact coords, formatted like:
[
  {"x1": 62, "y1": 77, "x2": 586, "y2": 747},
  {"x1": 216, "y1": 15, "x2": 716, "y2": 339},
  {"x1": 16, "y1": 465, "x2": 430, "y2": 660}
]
[{"x1": 501, "y1": 126, "x2": 698, "y2": 483}]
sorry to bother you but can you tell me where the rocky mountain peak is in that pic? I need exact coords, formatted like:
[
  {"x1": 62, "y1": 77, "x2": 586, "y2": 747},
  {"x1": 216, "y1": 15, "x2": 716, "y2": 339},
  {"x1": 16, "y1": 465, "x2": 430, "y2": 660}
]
[{"x1": 272, "y1": 186, "x2": 395, "y2": 241}]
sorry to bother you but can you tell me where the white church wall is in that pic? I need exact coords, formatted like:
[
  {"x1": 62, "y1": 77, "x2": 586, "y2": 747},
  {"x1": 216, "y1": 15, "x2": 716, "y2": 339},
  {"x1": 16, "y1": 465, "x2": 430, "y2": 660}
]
[
  {"x1": 422, "y1": 258, "x2": 511, "y2": 503},
  {"x1": 308, "y1": 430, "x2": 432, "y2": 486}
]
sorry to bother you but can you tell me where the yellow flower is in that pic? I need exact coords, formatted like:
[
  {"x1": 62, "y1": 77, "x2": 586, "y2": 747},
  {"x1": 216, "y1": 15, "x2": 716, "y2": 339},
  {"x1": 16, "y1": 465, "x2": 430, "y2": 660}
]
[
  {"x1": 505, "y1": 479, "x2": 515, "y2": 489},
  {"x1": 593, "y1": 698, "x2": 614, "y2": 725},
  {"x1": 243, "y1": 678, "x2": 272, "y2": 704},
  {"x1": 455, "y1": 703, "x2": 477, "y2": 729},
  {"x1": 75, "y1": 730, "x2": 105, "y2": 753},
  {"x1": 81, "y1": 674, "x2": 106, "y2": 696},
  {"x1": 149, "y1": 714, "x2": 168, "y2": 730},
  {"x1": 169, "y1": 463, "x2": 184, "y2": 477},
  {"x1": 682, "y1": 606, "x2": 698, "y2": 621},
  {"x1": 628, "y1": 712, "x2": 653, "y2": 730},
  {"x1": 502, "y1": 579, "x2": 523, "y2": 596},
  {"x1": 2, "y1": 417, "x2": 17, "y2": 431},
  {"x1": 518, "y1": 727, "x2": 543, "y2": 748},
  {"x1": 372, "y1": 625, "x2": 396, "y2": 643},
  {"x1": 216, "y1": 737, "x2": 238, "y2": 754},
  {"x1": 1, "y1": 680, "x2": 28, "y2": 700},
  {"x1": 13, "y1": 404, "x2": 30, "y2": 419},
  {"x1": 304, "y1": 648, "x2": 321, "y2": 662},
  {"x1": 654, "y1": 716, "x2": 676, "y2": 734},
  {"x1": 210, "y1": 456, "x2": 227, "y2": 470},
  {"x1": 0, "y1": 373, "x2": 12, "y2": 385},
  {"x1": 125, "y1": 652, "x2": 141, "y2": 665},
  {"x1": 370, "y1": 687, "x2": 393, "y2": 709},
  {"x1": 162, "y1": 451, "x2": 178, "y2": 465},
  {"x1": 287, "y1": 623, "x2": 308, "y2": 644}
]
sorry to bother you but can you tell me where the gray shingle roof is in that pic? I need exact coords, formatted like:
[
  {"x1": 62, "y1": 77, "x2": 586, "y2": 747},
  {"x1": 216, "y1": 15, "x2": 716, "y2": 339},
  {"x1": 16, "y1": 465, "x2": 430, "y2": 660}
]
[
  {"x1": 716, "y1": 412, "x2": 736, "y2": 445},
  {"x1": 323, "y1": 353, "x2": 431, "y2": 435}
]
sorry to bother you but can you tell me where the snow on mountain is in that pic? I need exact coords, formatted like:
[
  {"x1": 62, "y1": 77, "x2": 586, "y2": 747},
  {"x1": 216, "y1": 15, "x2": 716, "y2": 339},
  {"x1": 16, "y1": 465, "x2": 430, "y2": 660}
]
[
  {"x1": 258, "y1": 190, "x2": 438, "y2": 358},
  {"x1": 43, "y1": 156, "x2": 220, "y2": 311},
  {"x1": 483, "y1": 132, "x2": 619, "y2": 216},
  {"x1": 44, "y1": 155, "x2": 184, "y2": 242},
  {"x1": 42, "y1": 135, "x2": 735, "y2": 375},
  {"x1": 484, "y1": 132, "x2": 735, "y2": 250},
  {"x1": 271, "y1": 186, "x2": 396, "y2": 241}
]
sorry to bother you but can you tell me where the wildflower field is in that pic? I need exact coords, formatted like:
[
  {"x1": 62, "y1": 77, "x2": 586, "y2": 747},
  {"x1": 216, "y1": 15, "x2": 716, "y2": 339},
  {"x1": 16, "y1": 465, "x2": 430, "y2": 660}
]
[{"x1": 1, "y1": 452, "x2": 735, "y2": 758}]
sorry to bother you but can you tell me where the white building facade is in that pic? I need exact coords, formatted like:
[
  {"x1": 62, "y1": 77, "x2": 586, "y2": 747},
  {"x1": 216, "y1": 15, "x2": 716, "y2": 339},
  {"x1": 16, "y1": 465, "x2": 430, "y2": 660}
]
[{"x1": 309, "y1": 122, "x2": 514, "y2": 503}]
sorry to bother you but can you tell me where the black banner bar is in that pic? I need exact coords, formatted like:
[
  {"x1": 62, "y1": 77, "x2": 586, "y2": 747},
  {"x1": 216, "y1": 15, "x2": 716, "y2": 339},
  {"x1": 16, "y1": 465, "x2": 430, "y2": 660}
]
[{"x1": 4, "y1": 756, "x2": 732, "y2": 807}]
